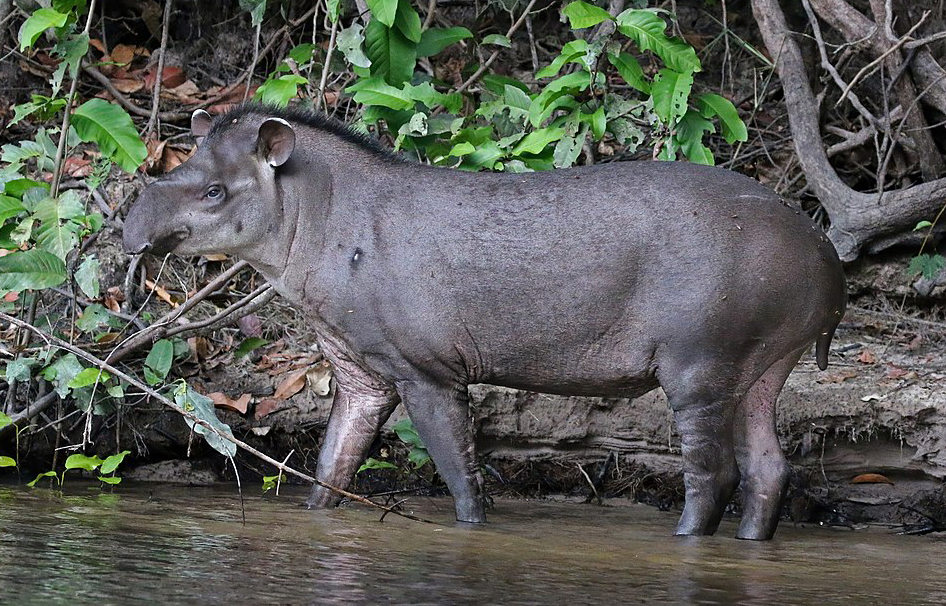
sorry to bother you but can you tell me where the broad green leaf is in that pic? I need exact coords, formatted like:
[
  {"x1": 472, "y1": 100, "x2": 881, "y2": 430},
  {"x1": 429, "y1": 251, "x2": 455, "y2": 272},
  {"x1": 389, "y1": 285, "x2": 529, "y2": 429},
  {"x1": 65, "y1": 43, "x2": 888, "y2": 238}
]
[
  {"x1": 0, "y1": 249, "x2": 67, "y2": 292},
  {"x1": 529, "y1": 71, "x2": 590, "y2": 127},
  {"x1": 504, "y1": 85, "x2": 533, "y2": 111},
  {"x1": 64, "y1": 453, "x2": 103, "y2": 472},
  {"x1": 481, "y1": 34, "x2": 511, "y2": 48},
  {"x1": 697, "y1": 92, "x2": 748, "y2": 143},
  {"x1": 615, "y1": 9, "x2": 700, "y2": 74},
  {"x1": 11, "y1": 95, "x2": 67, "y2": 127},
  {"x1": 448, "y1": 142, "x2": 476, "y2": 157},
  {"x1": 174, "y1": 382, "x2": 237, "y2": 457},
  {"x1": 5, "y1": 178, "x2": 49, "y2": 199},
  {"x1": 74, "y1": 255, "x2": 100, "y2": 299},
  {"x1": 394, "y1": 0, "x2": 422, "y2": 43},
  {"x1": 915, "y1": 220, "x2": 934, "y2": 231},
  {"x1": 51, "y1": 32, "x2": 89, "y2": 96},
  {"x1": 512, "y1": 127, "x2": 565, "y2": 155},
  {"x1": 5, "y1": 357, "x2": 37, "y2": 382},
  {"x1": 27, "y1": 470, "x2": 59, "y2": 487},
  {"x1": 676, "y1": 109, "x2": 715, "y2": 165},
  {"x1": 535, "y1": 39, "x2": 589, "y2": 79},
  {"x1": 68, "y1": 367, "x2": 111, "y2": 389},
  {"x1": 405, "y1": 82, "x2": 462, "y2": 112},
  {"x1": 337, "y1": 24, "x2": 372, "y2": 69},
  {"x1": 43, "y1": 353, "x2": 84, "y2": 398},
  {"x1": 0, "y1": 412, "x2": 12, "y2": 431},
  {"x1": 144, "y1": 339, "x2": 174, "y2": 385},
  {"x1": 348, "y1": 76, "x2": 414, "y2": 110},
  {"x1": 75, "y1": 303, "x2": 113, "y2": 333},
  {"x1": 254, "y1": 74, "x2": 307, "y2": 107},
  {"x1": 1, "y1": 140, "x2": 47, "y2": 169},
  {"x1": 72, "y1": 99, "x2": 147, "y2": 173},
  {"x1": 563, "y1": 1, "x2": 614, "y2": 29},
  {"x1": 357, "y1": 457, "x2": 398, "y2": 473},
  {"x1": 583, "y1": 106, "x2": 607, "y2": 140},
  {"x1": 481, "y1": 74, "x2": 530, "y2": 95},
  {"x1": 287, "y1": 43, "x2": 316, "y2": 65},
  {"x1": 238, "y1": 0, "x2": 267, "y2": 27},
  {"x1": 608, "y1": 51, "x2": 650, "y2": 93},
  {"x1": 0, "y1": 456, "x2": 16, "y2": 468},
  {"x1": 327, "y1": 0, "x2": 341, "y2": 21},
  {"x1": 392, "y1": 418, "x2": 426, "y2": 449},
  {"x1": 234, "y1": 337, "x2": 268, "y2": 359},
  {"x1": 416, "y1": 26, "x2": 472, "y2": 57},
  {"x1": 0, "y1": 195, "x2": 26, "y2": 222},
  {"x1": 107, "y1": 384, "x2": 124, "y2": 399},
  {"x1": 366, "y1": 0, "x2": 398, "y2": 27},
  {"x1": 552, "y1": 126, "x2": 587, "y2": 168},
  {"x1": 97, "y1": 476, "x2": 122, "y2": 485},
  {"x1": 407, "y1": 447, "x2": 430, "y2": 468},
  {"x1": 651, "y1": 68, "x2": 693, "y2": 126},
  {"x1": 463, "y1": 141, "x2": 503, "y2": 170},
  {"x1": 18, "y1": 8, "x2": 69, "y2": 50},
  {"x1": 908, "y1": 253, "x2": 946, "y2": 280},
  {"x1": 32, "y1": 191, "x2": 85, "y2": 260},
  {"x1": 100, "y1": 450, "x2": 130, "y2": 474},
  {"x1": 364, "y1": 19, "x2": 416, "y2": 86}
]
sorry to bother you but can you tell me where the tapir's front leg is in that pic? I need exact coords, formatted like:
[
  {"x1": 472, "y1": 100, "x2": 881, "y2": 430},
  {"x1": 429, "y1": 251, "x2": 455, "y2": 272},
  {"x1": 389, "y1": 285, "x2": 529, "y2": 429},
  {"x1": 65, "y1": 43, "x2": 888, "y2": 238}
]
[
  {"x1": 305, "y1": 378, "x2": 399, "y2": 508},
  {"x1": 396, "y1": 380, "x2": 486, "y2": 523}
]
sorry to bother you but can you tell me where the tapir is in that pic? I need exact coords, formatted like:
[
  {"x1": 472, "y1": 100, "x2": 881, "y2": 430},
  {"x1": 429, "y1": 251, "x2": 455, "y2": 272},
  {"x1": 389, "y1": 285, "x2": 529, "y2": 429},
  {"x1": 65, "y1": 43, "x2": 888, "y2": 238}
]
[{"x1": 123, "y1": 103, "x2": 846, "y2": 540}]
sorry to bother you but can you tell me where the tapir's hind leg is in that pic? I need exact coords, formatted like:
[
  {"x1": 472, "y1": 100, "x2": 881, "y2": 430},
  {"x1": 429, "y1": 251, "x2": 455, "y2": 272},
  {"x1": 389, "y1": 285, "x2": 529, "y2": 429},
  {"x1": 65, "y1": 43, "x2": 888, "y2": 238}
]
[{"x1": 732, "y1": 349, "x2": 803, "y2": 540}]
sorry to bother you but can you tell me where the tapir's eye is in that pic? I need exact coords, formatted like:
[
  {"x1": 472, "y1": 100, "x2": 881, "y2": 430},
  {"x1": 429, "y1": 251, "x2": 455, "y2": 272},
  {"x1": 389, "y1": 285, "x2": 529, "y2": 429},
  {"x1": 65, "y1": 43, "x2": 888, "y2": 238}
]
[{"x1": 205, "y1": 185, "x2": 224, "y2": 200}]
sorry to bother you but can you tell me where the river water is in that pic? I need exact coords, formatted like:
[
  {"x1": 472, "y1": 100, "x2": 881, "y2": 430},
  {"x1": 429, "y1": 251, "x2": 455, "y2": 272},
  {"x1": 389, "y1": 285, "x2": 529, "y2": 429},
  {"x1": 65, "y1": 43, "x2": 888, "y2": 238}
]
[{"x1": 0, "y1": 483, "x2": 943, "y2": 605}]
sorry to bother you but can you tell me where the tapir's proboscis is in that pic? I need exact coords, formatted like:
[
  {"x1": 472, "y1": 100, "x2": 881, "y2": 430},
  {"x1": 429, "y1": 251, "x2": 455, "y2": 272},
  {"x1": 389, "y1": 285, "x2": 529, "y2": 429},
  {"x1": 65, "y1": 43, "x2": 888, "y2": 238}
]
[{"x1": 123, "y1": 104, "x2": 846, "y2": 540}]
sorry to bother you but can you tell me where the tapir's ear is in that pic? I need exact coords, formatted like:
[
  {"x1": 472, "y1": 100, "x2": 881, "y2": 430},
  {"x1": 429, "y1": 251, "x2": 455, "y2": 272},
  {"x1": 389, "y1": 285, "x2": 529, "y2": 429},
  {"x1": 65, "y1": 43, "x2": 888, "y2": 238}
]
[
  {"x1": 257, "y1": 118, "x2": 295, "y2": 167},
  {"x1": 191, "y1": 109, "x2": 213, "y2": 138}
]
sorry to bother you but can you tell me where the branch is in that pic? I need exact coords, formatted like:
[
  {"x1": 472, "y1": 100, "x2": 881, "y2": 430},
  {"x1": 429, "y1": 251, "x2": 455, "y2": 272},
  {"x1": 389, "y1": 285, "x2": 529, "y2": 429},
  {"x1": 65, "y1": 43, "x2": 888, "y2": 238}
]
[
  {"x1": 0, "y1": 311, "x2": 435, "y2": 525},
  {"x1": 454, "y1": 0, "x2": 538, "y2": 94},
  {"x1": 144, "y1": 0, "x2": 173, "y2": 137}
]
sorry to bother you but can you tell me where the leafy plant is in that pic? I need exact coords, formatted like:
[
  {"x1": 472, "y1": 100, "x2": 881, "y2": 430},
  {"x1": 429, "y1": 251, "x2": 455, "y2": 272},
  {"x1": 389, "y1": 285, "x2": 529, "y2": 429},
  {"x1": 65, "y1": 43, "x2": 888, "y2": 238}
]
[{"x1": 391, "y1": 418, "x2": 431, "y2": 468}]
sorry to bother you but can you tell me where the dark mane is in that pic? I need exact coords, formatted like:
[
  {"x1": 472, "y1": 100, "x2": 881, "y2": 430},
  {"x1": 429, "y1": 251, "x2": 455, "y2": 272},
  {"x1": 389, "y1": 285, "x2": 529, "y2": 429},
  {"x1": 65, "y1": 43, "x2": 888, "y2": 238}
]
[{"x1": 207, "y1": 102, "x2": 398, "y2": 160}]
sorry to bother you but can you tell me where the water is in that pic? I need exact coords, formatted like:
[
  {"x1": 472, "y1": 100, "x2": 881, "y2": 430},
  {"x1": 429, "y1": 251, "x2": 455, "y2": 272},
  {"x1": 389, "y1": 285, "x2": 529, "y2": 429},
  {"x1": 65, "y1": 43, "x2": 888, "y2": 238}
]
[{"x1": 0, "y1": 483, "x2": 943, "y2": 605}]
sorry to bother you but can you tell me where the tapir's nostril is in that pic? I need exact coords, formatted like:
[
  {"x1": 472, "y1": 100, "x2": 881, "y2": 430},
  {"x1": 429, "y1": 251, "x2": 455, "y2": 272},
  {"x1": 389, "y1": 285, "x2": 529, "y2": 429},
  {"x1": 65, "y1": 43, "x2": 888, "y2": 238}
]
[{"x1": 133, "y1": 242, "x2": 152, "y2": 254}]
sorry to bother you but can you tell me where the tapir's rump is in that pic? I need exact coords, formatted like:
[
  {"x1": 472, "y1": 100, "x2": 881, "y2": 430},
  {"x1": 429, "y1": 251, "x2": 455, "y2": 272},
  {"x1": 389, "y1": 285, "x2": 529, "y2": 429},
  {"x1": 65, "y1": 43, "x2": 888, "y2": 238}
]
[{"x1": 124, "y1": 103, "x2": 847, "y2": 540}]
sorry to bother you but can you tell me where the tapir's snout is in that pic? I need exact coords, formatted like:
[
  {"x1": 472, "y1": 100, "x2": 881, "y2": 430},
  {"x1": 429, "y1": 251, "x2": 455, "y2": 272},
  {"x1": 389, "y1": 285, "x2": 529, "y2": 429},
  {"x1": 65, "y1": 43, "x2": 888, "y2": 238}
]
[{"x1": 122, "y1": 189, "x2": 189, "y2": 256}]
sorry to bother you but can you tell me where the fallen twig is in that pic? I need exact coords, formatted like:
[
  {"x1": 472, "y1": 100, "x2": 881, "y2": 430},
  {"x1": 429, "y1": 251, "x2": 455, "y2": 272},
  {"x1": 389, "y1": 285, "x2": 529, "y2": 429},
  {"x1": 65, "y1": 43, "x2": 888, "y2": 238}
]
[{"x1": 0, "y1": 311, "x2": 437, "y2": 525}]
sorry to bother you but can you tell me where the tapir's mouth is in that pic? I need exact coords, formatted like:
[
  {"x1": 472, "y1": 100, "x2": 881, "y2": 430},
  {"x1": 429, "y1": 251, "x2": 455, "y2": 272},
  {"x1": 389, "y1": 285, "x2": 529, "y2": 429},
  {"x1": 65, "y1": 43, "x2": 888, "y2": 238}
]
[{"x1": 131, "y1": 227, "x2": 190, "y2": 256}]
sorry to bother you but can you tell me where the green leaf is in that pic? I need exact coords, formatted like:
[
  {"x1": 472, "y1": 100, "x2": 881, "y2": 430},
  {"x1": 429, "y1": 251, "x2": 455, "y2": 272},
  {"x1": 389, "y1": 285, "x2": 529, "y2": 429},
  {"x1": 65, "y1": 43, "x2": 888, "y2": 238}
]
[
  {"x1": 586, "y1": 106, "x2": 606, "y2": 140},
  {"x1": 0, "y1": 456, "x2": 16, "y2": 468},
  {"x1": 512, "y1": 127, "x2": 565, "y2": 155},
  {"x1": 327, "y1": 0, "x2": 341, "y2": 21},
  {"x1": 348, "y1": 76, "x2": 414, "y2": 110},
  {"x1": 97, "y1": 476, "x2": 122, "y2": 485},
  {"x1": 32, "y1": 191, "x2": 85, "y2": 260},
  {"x1": 651, "y1": 68, "x2": 693, "y2": 126},
  {"x1": 366, "y1": 0, "x2": 398, "y2": 27},
  {"x1": 697, "y1": 93, "x2": 748, "y2": 144},
  {"x1": 0, "y1": 195, "x2": 26, "y2": 222},
  {"x1": 337, "y1": 24, "x2": 372, "y2": 69},
  {"x1": 234, "y1": 337, "x2": 268, "y2": 359},
  {"x1": 448, "y1": 142, "x2": 476, "y2": 157},
  {"x1": 357, "y1": 457, "x2": 399, "y2": 473},
  {"x1": 481, "y1": 34, "x2": 511, "y2": 48},
  {"x1": 144, "y1": 339, "x2": 174, "y2": 385},
  {"x1": 615, "y1": 9, "x2": 700, "y2": 74},
  {"x1": 51, "y1": 32, "x2": 89, "y2": 96},
  {"x1": 553, "y1": 129, "x2": 587, "y2": 168},
  {"x1": 914, "y1": 220, "x2": 934, "y2": 231},
  {"x1": 74, "y1": 255, "x2": 100, "y2": 299},
  {"x1": 254, "y1": 74, "x2": 307, "y2": 107},
  {"x1": 908, "y1": 253, "x2": 946, "y2": 280},
  {"x1": 43, "y1": 353, "x2": 84, "y2": 398},
  {"x1": 563, "y1": 1, "x2": 614, "y2": 29},
  {"x1": 0, "y1": 412, "x2": 12, "y2": 431},
  {"x1": 174, "y1": 382, "x2": 237, "y2": 457},
  {"x1": 608, "y1": 51, "x2": 650, "y2": 93},
  {"x1": 64, "y1": 453, "x2": 103, "y2": 472},
  {"x1": 18, "y1": 8, "x2": 69, "y2": 50},
  {"x1": 364, "y1": 20, "x2": 416, "y2": 86},
  {"x1": 4, "y1": 357, "x2": 36, "y2": 382},
  {"x1": 238, "y1": 0, "x2": 267, "y2": 27},
  {"x1": 407, "y1": 447, "x2": 430, "y2": 468},
  {"x1": 535, "y1": 39, "x2": 589, "y2": 79},
  {"x1": 416, "y1": 26, "x2": 472, "y2": 57},
  {"x1": 394, "y1": 0, "x2": 422, "y2": 43},
  {"x1": 27, "y1": 470, "x2": 59, "y2": 487},
  {"x1": 529, "y1": 71, "x2": 590, "y2": 127},
  {"x1": 100, "y1": 450, "x2": 130, "y2": 475},
  {"x1": 75, "y1": 303, "x2": 113, "y2": 333},
  {"x1": 0, "y1": 249, "x2": 67, "y2": 292},
  {"x1": 676, "y1": 109, "x2": 715, "y2": 165},
  {"x1": 71, "y1": 99, "x2": 147, "y2": 173},
  {"x1": 68, "y1": 367, "x2": 111, "y2": 389}
]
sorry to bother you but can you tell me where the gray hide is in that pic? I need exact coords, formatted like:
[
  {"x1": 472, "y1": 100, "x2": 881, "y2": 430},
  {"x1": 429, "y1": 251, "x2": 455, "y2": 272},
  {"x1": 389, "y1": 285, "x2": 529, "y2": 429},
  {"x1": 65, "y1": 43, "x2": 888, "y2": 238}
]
[{"x1": 123, "y1": 104, "x2": 847, "y2": 540}]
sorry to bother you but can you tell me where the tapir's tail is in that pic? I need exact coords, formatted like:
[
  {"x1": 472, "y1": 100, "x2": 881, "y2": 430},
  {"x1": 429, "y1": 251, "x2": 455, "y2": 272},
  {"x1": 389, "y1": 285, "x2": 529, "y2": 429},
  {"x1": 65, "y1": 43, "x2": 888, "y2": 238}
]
[{"x1": 816, "y1": 309, "x2": 845, "y2": 370}]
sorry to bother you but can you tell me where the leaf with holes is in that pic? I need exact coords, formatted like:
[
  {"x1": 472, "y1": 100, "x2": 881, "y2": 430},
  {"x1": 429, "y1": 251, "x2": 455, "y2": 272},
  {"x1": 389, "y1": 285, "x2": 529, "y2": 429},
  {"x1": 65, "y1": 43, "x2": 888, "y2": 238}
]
[
  {"x1": 71, "y1": 99, "x2": 147, "y2": 173},
  {"x1": 651, "y1": 68, "x2": 692, "y2": 126},
  {"x1": 74, "y1": 255, "x2": 100, "y2": 299},
  {"x1": 676, "y1": 109, "x2": 715, "y2": 165},
  {"x1": 337, "y1": 24, "x2": 372, "y2": 69},
  {"x1": 18, "y1": 8, "x2": 69, "y2": 50},
  {"x1": 615, "y1": 9, "x2": 700, "y2": 74},
  {"x1": 174, "y1": 382, "x2": 237, "y2": 457}
]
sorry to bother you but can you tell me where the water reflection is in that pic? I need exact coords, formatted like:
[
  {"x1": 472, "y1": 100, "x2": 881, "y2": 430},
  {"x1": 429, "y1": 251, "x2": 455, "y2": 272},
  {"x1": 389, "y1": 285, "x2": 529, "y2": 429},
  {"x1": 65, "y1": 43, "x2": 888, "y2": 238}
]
[{"x1": 0, "y1": 484, "x2": 944, "y2": 605}]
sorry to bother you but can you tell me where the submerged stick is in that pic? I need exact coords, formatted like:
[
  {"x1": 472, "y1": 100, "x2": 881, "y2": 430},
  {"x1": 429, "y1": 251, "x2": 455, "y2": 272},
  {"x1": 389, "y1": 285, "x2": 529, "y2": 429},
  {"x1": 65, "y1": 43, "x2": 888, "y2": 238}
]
[{"x1": 0, "y1": 311, "x2": 436, "y2": 525}]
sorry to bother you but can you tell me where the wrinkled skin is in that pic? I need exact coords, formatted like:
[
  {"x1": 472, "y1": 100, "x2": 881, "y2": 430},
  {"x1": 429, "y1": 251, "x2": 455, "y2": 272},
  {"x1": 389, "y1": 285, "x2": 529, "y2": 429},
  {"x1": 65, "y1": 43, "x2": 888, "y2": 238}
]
[{"x1": 123, "y1": 105, "x2": 847, "y2": 540}]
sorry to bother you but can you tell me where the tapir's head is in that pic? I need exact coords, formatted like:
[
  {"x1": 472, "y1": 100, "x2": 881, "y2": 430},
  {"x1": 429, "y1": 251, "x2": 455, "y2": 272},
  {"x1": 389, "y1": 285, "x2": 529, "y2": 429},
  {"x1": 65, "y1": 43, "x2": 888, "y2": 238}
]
[{"x1": 123, "y1": 108, "x2": 296, "y2": 257}]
